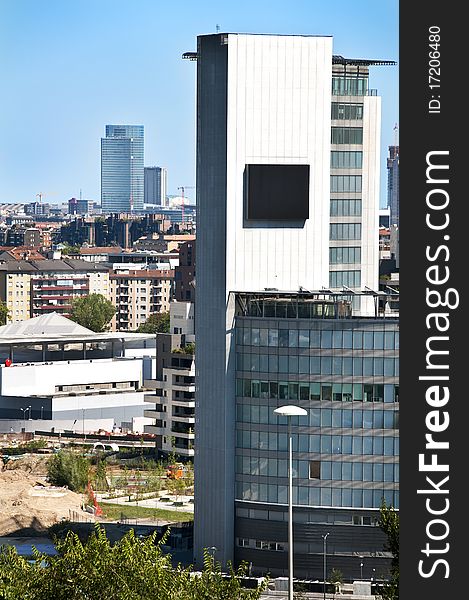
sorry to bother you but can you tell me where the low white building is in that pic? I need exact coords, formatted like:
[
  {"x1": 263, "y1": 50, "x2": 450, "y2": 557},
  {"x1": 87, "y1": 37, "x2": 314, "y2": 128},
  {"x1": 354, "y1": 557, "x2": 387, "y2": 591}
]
[{"x1": 0, "y1": 313, "x2": 156, "y2": 434}]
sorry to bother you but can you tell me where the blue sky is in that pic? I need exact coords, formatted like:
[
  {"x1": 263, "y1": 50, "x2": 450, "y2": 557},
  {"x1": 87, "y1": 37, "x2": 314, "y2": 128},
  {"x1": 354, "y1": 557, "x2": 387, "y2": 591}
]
[{"x1": 0, "y1": 0, "x2": 398, "y2": 207}]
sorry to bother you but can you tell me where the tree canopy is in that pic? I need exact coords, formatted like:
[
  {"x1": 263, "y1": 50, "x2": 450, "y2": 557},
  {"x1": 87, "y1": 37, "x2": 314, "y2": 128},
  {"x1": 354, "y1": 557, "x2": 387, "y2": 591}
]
[
  {"x1": 69, "y1": 293, "x2": 116, "y2": 332},
  {"x1": 0, "y1": 525, "x2": 266, "y2": 600},
  {"x1": 136, "y1": 311, "x2": 170, "y2": 334},
  {"x1": 378, "y1": 502, "x2": 399, "y2": 599},
  {"x1": 0, "y1": 300, "x2": 9, "y2": 326}
]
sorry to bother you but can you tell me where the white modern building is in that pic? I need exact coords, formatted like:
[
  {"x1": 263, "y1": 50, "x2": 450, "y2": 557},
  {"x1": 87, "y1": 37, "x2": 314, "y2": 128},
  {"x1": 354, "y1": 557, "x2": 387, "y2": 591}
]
[
  {"x1": 193, "y1": 32, "x2": 397, "y2": 578},
  {"x1": 144, "y1": 301, "x2": 195, "y2": 457},
  {"x1": 0, "y1": 313, "x2": 156, "y2": 434}
]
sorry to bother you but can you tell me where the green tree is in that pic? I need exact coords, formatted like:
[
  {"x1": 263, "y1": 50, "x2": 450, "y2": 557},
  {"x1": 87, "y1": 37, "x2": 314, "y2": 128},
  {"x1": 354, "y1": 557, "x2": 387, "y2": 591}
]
[
  {"x1": 0, "y1": 300, "x2": 10, "y2": 326},
  {"x1": 60, "y1": 243, "x2": 81, "y2": 255},
  {"x1": 136, "y1": 311, "x2": 170, "y2": 334},
  {"x1": 47, "y1": 450, "x2": 90, "y2": 493},
  {"x1": 377, "y1": 501, "x2": 399, "y2": 600},
  {"x1": 69, "y1": 293, "x2": 116, "y2": 332},
  {"x1": 0, "y1": 525, "x2": 267, "y2": 600},
  {"x1": 329, "y1": 568, "x2": 343, "y2": 598}
]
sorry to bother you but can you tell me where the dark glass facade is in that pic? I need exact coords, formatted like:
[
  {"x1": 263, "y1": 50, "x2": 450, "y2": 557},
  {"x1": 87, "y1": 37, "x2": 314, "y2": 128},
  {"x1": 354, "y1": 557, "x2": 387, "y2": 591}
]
[{"x1": 234, "y1": 308, "x2": 398, "y2": 579}]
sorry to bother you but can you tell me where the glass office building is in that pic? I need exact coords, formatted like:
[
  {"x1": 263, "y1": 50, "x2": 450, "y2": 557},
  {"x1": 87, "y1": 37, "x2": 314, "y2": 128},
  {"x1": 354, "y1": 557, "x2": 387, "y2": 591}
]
[
  {"x1": 233, "y1": 292, "x2": 398, "y2": 578},
  {"x1": 101, "y1": 125, "x2": 144, "y2": 212}
]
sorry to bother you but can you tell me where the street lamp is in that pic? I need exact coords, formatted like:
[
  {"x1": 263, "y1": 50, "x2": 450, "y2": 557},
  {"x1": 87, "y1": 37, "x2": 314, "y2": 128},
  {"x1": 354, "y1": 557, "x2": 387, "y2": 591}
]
[
  {"x1": 27, "y1": 405, "x2": 32, "y2": 420},
  {"x1": 360, "y1": 558, "x2": 364, "y2": 580},
  {"x1": 274, "y1": 405, "x2": 308, "y2": 600},
  {"x1": 40, "y1": 406, "x2": 44, "y2": 420},
  {"x1": 322, "y1": 532, "x2": 330, "y2": 600},
  {"x1": 20, "y1": 407, "x2": 26, "y2": 431}
]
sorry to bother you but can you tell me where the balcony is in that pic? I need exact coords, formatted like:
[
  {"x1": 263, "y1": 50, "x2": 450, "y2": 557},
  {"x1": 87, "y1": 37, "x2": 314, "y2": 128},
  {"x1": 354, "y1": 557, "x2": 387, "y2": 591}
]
[{"x1": 171, "y1": 413, "x2": 194, "y2": 424}]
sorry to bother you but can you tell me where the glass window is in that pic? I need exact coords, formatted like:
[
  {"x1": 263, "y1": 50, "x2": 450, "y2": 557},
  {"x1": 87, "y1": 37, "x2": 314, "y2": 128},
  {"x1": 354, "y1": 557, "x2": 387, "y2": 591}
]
[
  {"x1": 373, "y1": 331, "x2": 384, "y2": 349},
  {"x1": 243, "y1": 379, "x2": 252, "y2": 397},
  {"x1": 268, "y1": 329, "x2": 278, "y2": 347},
  {"x1": 384, "y1": 464, "x2": 394, "y2": 482},
  {"x1": 321, "y1": 357, "x2": 332, "y2": 375},
  {"x1": 268, "y1": 355, "x2": 278, "y2": 373},
  {"x1": 331, "y1": 102, "x2": 364, "y2": 120},
  {"x1": 373, "y1": 437, "x2": 384, "y2": 455},
  {"x1": 353, "y1": 358, "x2": 363, "y2": 376},
  {"x1": 279, "y1": 356, "x2": 288, "y2": 373},
  {"x1": 384, "y1": 358, "x2": 395, "y2": 376},
  {"x1": 331, "y1": 127, "x2": 364, "y2": 144},
  {"x1": 288, "y1": 356, "x2": 298, "y2": 374},
  {"x1": 310, "y1": 383, "x2": 321, "y2": 401},
  {"x1": 332, "y1": 357, "x2": 342, "y2": 375},
  {"x1": 373, "y1": 463, "x2": 383, "y2": 482},
  {"x1": 353, "y1": 384, "x2": 363, "y2": 402},
  {"x1": 330, "y1": 199, "x2": 362, "y2": 217},
  {"x1": 259, "y1": 328, "x2": 268, "y2": 346},
  {"x1": 269, "y1": 381, "x2": 278, "y2": 399},
  {"x1": 363, "y1": 410, "x2": 373, "y2": 429},
  {"x1": 279, "y1": 382, "x2": 289, "y2": 400},
  {"x1": 310, "y1": 408, "x2": 321, "y2": 427},
  {"x1": 331, "y1": 175, "x2": 362, "y2": 193},
  {"x1": 310, "y1": 435, "x2": 320, "y2": 452},
  {"x1": 259, "y1": 354, "x2": 268, "y2": 373},
  {"x1": 321, "y1": 462, "x2": 332, "y2": 480},
  {"x1": 289, "y1": 330, "x2": 298, "y2": 347},
  {"x1": 352, "y1": 462, "x2": 362, "y2": 480},
  {"x1": 309, "y1": 460, "x2": 320, "y2": 479},
  {"x1": 332, "y1": 463, "x2": 342, "y2": 480},
  {"x1": 373, "y1": 411, "x2": 384, "y2": 428},
  {"x1": 321, "y1": 409, "x2": 332, "y2": 427},
  {"x1": 321, "y1": 435, "x2": 332, "y2": 453},
  {"x1": 331, "y1": 151, "x2": 363, "y2": 169},
  {"x1": 363, "y1": 332, "x2": 374, "y2": 349},
  {"x1": 374, "y1": 384, "x2": 384, "y2": 402},
  {"x1": 342, "y1": 436, "x2": 352, "y2": 454},
  {"x1": 332, "y1": 330, "x2": 342, "y2": 348},
  {"x1": 321, "y1": 384, "x2": 332, "y2": 402},
  {"x1": 278, "y1": 330, "x2": 289, "y2": 347},
  {"x1": 268, "y1": 432, "x2": 278, "y2": 451},
  {"x1": 363, "y1": 436, "x2": 373, "y2": 454},
  {"x1": 321, "y1": 331, "x2": 332, "y2": 348},
  {"x1": 353, "y1": 330, "x2": 363, "y2": 349},
  {"x1": 374, "y1": 358, "x2": 384, "y2": 376},
  {"x1": 321, "y1": 488, "x2": 332, "y2": 506},
  {"x1": 352, "y1": 489, "x2": 363, "y2": 508},
  {"x1": 384, "y1": 331, "x2": 394, "y2": 349},
  {"x1": 352, "y1": 436, "x2": 363, "y2": 454},
  {"x1": 353, "y1": 410, "x2": 362, "y2": 427},
  {"x1": 342, "y1": 462, "x2": 352, "y2": 480},
  {"x1": 299, "y1": 356, "x2": 309, "y2": 374},
  {"x1": 343, "y1": 358, "x2": 353, "y2": 376},
  {"x1": 342, "y1": 410, "x2": 353, "y2": 427},
  {"x1": 384, "y1": 437, "x2": 394, "y2": 456},
  {"x1": 332, "y1": 435, "x2": 342, "y2": 453},
  {"x1": 251, "y1": 328, "x2": 260, "y2": 346},
  {"x1": 299, "y1": 382, "x2": 310, "y2": 400},
  {"x1": 363, "y1": 357, "x2": 373, "y2": 376},
  {"x1": 243, "y1": 329, "x2": 251, "y2": 345},
  {"x1": 288, "y1": 382, "x2": 299, "y2": 400},
  {"x1": 363, "y1": 463, "x2": 373, "y2": 481},
  {"x1": 332, "y1": 409, "x2": 342, "y2": 427},
  {"x1": 310, "y1": 356, "x2": 320, "y2": 374},
  {"x1": 299, "y1": 330, "x2": 309, "y2": 347}
]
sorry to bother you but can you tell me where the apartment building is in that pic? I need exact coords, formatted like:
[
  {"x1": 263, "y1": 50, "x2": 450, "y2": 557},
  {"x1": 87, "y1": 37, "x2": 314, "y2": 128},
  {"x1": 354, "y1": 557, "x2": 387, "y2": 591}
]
[
  {"x1": 110, "y1": 268, "x2": 174, "y2": 331},
  {"x1": 0, "y1": 259, "x2": 112, "y2": 322},
  {"x1": 144, "y1": 302, "x2": 195, "y2": 457}
]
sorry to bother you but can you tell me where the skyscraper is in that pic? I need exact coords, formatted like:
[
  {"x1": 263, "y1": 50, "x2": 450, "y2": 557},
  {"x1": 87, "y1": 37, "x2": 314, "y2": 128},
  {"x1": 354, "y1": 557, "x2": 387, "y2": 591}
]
[
  {"x1": 101, "y1": 125, "x2": 144, "y2": 212},
  {"x1": 144, "y1": 166, "x2": 167, "y2": 206},
  {"x1": 194, "y1": 33, "x2": 397, "y2": 580}
]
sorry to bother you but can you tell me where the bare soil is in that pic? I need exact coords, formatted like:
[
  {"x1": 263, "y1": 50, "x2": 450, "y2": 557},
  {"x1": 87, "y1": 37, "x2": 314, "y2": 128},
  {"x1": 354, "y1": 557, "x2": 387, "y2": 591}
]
[{"x1": 0, "y1": 455, "x2": 93, "y2": 536}]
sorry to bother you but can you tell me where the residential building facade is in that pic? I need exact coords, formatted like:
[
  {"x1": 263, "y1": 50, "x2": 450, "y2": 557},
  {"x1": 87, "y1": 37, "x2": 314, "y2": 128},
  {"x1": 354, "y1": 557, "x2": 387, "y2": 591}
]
[{"x1": 110, "y1": 268, "x2": 174, "y2": 331}]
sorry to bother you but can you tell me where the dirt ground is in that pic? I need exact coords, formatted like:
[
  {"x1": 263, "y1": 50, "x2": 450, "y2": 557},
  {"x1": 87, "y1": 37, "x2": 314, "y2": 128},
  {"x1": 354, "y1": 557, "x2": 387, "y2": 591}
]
[{"x1": 0, "y1": 455, "x2": 93, "y2": 536}]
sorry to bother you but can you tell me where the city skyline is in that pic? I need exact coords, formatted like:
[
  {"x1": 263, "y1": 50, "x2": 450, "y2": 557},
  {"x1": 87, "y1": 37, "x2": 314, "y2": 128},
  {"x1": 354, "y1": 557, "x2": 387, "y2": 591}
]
[{"x1": 0, "y1": 0, "x2": 398, "y2": 207}]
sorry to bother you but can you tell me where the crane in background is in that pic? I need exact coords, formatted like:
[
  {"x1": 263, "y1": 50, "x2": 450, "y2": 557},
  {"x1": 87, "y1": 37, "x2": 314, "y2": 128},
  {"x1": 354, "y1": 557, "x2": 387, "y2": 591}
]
[{"x1": 177, "y1": 186, "x2": 195, "y2": 225}]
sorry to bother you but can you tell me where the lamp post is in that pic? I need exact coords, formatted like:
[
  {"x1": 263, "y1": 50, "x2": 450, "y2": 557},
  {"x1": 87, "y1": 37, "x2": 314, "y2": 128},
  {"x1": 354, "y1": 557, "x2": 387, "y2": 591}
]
[
  {"x1": 360, "y1": 560, "x2": 364, "y2": 580},
  {"x1": 40, "y1": 406, "x2": 44, "y2": 420},
  {"x1": 322, "y1": 532, "x2": 330, "y2": 600},
  {"x1": 20, "y1": 408, "x2": 26, "y2": 432},
  {"x1": 27, "y1": 405, "x2": 32, "y2": 420},
  {"x1": 274, "y1": 405, "x2": 308, "y2": 600}
]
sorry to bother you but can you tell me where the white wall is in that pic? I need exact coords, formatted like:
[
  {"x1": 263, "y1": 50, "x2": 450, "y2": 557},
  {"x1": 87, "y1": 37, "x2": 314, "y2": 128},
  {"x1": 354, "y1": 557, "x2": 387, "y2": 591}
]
[
  {"x1": 0, "y1": 358, "x2": 144, "y2": 397},
  {"x1": 170, "y1": 302, "x2": 194, "y2": 335},
  {"x1": 225, "y1": 34, "x2": 333, "y2": 293}
]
